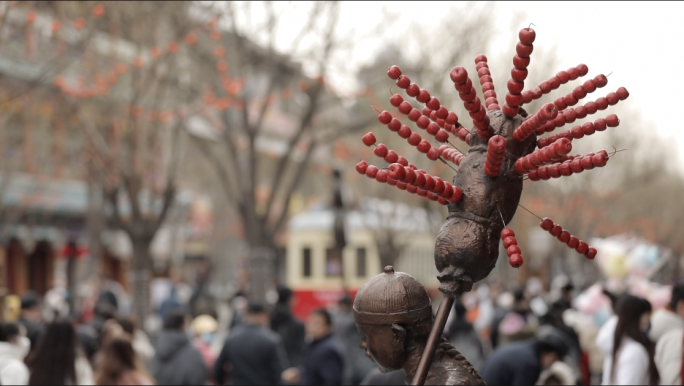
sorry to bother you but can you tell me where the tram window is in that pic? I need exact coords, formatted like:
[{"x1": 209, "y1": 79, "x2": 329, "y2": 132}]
[
  {"x1": 356, "y1": 248, "x2": 366, "y2": 277},
  {"x1": 303, "y1": 247, "x2": 312, "y2": 277},
  {"x1": 325, "y1": 248, "x2": 342, "y2": 277}
]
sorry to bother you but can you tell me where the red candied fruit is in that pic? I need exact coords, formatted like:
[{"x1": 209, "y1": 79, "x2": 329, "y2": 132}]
[
  {"x1": 407, "y1": 84, "x2": 420, "y2": 97},
  {"x1": 390, "y1": 94, "x2": 403, "y2": 107},
  {"x1": 519, "y1": 27, "x2": 536, "y2": 45},
  {"x1": 398, "y1": 101, "x2": 412, "y2": 114},
  {"x1": 501, "y1": 227, "x2": 515, "y2": 239},
  {"x1": 377, "y1": 111, "x2": 392, "y2": 124},
  {"x1": 509, "y1": 254, "x2": 523, "y2": 268},
  {"x1": 384, "y1": 150, "x2": 398, "y2": 163},
  {"x1": 450, "y1": 66, "x2": 468, "y2": 84},
  {"x1": 397, "y1": 125, "x2": 412, "y2": 139},
  {"x1": 373, "y1": 143, "x2": 388, "y2": 157},
  {"x1": 365, "y1": 165, "x2": 379, "y2": 178},
  {"x1": 355, "y1": 160, "x2": 368, "y2": 174},
  {"x1": 362, "y1": 132, "x2": 376, "y2": 146},
  {"x1": 396, "y1": 75, "x2": 410, "y2": 89},
  {"x1": 387, "y1": 65, "x2": 402, "y2": 80}
]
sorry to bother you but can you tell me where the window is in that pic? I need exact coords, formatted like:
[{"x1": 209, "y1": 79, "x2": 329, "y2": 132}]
[
  {"x1": 356, "y1": 248, "x2": 367, "y2": 277},
  {"x1": 302, "y1": 247, "x2": 312, "y2": 278},
  {"x1": 325, "y1": 247, "x2": 342, "y2": 277}
]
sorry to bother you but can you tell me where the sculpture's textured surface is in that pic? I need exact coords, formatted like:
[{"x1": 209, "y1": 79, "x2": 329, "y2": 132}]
[
  {"x1": 436, "y1": 109, "x2": 536, "y2": 298},
  {"x1": 353, "y1": 266, "x2": 485, "y2": 385}
]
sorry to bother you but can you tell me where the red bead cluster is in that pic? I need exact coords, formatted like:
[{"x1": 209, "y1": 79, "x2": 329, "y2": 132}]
[
  {"x1": 370, "y1": 110, "x2": 442, "y2": 161},
  {"x1": 512, "y1": 103, "x2": 558, "y2": 142},
  {"x1": 389, "y1": 94, "x2": 452, "y2": 145},
  {"x1": 537, "y1": 115, "x2": 620, "y2": 149},
  {"x1": 439, "y1": 145, "x2": 465, "y2": 166},
  {"x1": 502, "y1": 228, "x2": 523, "y2": 268},
  {"x1": 450, "y1": 66, "x2": 490, "y2": 139},
  {"x1": 485, "y1": 135, "x2": 506, "y2": 177},
  {"x1": 388, "y1": 66, "x2": 468, "y2": 146},
  {"x1": 553, "y1": 73, "x2": 608, "y2": 111},
  {"x1": 387, "y1": 163, "x2": 463, "y2": 204},
  {"x1": 535, "y1": 87, "x2": 629, "y2": 135},
  {"x1": 504, "y1": 27, "x2": 535, "y2": 118},
  {"x1": 539, "y1": 217, "x2": 597, "y2": 260},
  {"x1": 515, "y1": 137, "x2": 572, "y2": 174},
  {"x1": 521, "y1": 64, "x2": 588, "y2": 105},
  {"x1": 475, "y1": 54, "x2": 500, "y2": 111},
  {"x1": 527, "y1": 150, "x2": 609, "y2": 180}
]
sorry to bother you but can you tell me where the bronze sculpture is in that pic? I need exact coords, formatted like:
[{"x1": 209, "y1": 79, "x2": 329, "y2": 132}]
[
  {"x1": 355, "y1": 25, "x2": 628, "y2": 384},
  {"x1": 353, "y1": 266, "x2": 484, "y2": 385}
]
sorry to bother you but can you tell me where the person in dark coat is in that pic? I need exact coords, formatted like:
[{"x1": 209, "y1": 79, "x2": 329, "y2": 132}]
[
  {"x1": 18, "y1": 295, "x2": 43, "y2": 355},
  {"x1": 283, "y1": 309, "x2": 344, "y2": 385},
  {"x1": 480, "y1": 326, "x2": 571, "y2": 385},
  {"x1": 270, "y1": 287, "x2": 306, "y2": 367},
  {"x1": 149, "y1": 310, "x2": 206, "y2": 385},
  {"x1": 215, "y1": 303, "x2": 287, "y2": 385},
  {"x1": 445, "y1": 300, "x2": 484, "y2": 371}
]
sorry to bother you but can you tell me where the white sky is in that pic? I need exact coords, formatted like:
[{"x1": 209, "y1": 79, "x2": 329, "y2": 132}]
[{"x1": 235, "y1": 1, "x2": 684, "y2": 163}]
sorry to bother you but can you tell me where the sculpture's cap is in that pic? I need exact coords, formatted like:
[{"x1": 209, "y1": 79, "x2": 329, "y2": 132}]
[{"x1": 353, "y1": 265, "x2": 432, "y2": 325}]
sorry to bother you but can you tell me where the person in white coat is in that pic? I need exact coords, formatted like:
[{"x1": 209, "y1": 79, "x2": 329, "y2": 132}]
[
  {"x1": 27, "y1": 319, "x2": 93, "y2": 385},
  {"x1": 650, "y1": 283, "x2": 684, "y2": 343},
  {"x1": 653, "y1": 283, "x2": 684, "y2": 385},
  {"x1": 596, "y1": 295, "x2": 659, "y2": 385},
  {"x1": 0, "y1": 323, "x2": 30, "y2": 385}
]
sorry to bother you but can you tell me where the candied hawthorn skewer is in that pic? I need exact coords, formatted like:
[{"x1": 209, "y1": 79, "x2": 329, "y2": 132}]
[
  {"x1": 484, "y1": 135, "x2": 506, "y2": 177},
  {"x1": 536, "y1": 87, "x2": 629, "y2": 135},
  {"x1": 539, "y1": 217, "x2": 597, "y2": 260},
  {"x1": 538, "y1": 114, "x2": 620, "y2": 149},
  {"x1": 501, "y1": 227, "x2": 523, "y2": 268},
  {"x1": 503, "y1": 27, "x2": 535, "y2": 118},
  {"x1": 512, "y1": 103, "x2": 558, "y2": 141},
  {"x1": 439, "y1": 145, "x2": 465, "y2": 166},
  {"x1": 521, "y1": 64, "x2": 589, "y2": 105},
  {"x1": 552, "y1": 73, "x2": 609, "y2": 111},
  {"x1": 475, "y1": 54, "x2": 500, "y2": 111},
  {"x1": 527, "y1": 150, "x2": 609, "y2": 180},
  {"x1": 515, "y1": 137, "x2": 572, "y2": 174},
  {"x1": 389, "y1": 94, "x2": 455, "y2": 144},
  {"x1": 450, "y1": 66, "x2": 490, "y2": 139},
  {"x1": 386, "y1": 163, "x2": 463, "y2": 205}
]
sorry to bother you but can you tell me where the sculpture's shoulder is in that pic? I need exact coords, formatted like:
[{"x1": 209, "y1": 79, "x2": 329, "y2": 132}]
[{"x1": 425, "y1": 338, "x2": 485, "y2": 385}]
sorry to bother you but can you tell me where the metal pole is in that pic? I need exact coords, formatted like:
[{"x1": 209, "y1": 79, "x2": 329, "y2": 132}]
[{"x1": 411, "y1": 295, "x2": 454, "y2": 385}]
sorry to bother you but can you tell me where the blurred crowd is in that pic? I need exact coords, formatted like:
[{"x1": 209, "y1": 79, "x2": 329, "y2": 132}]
[{"x1": 4, "y1": 276, "x2": 684, "y2": 385}]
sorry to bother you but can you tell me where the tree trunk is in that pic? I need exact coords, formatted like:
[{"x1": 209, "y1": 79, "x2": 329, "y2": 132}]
[
  {"x1": 130, "y1": 235, "x2": 153, "y2": 327},
  {"x1": 86, "y1": 180, "x2": 105, "y2": 279},
  {"x1": 248, "y1": 244, "x2": 275, "y2": 305}
]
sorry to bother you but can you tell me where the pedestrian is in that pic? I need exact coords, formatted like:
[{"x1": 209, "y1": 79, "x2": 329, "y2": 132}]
[
  {"x1": 119, "y1": 317, "x2": 155, "y2": 365},
  {"x1": 95, "y1": 336, "x2": 154, "y2": 385},
  {"x1": 18, "y1": 294, "x2": 43, "y2": 356},
  {"x1": 595, "y1": 294, "x2": 659, "y2": 385},
  {"x1": 332, "y1": 295, "x2": 375, "y2": 385},
  {"x1": 497, "y1": 289, "x2": 538, "y2": 346},
  {"x1": 650, "y1": 283, "x2": 684, "y2": 343},
  {"x1": 655, "y1": 283, "x2": 684, "y2": 384},
  {"x1": 282, "y1": 309, "x2": 344, "y2": 385},
  {"x1": 270, "y1": 287, "x2": 306, "y2": 368},
  {"x1": 479, "y1": 325, "x2": 571, "y2": 385},
  {"x1": 214, "y1": 303, "x2": 287, "y2": 385},
  {"x1": 0, "y1": 322, "x2": 30, "y2": 385},
  {"x1": 444, "y1": 300, "x2": 484, "y2": 371},
  {"x1": 191, "y1": 314, "x2": 218, "y2": 382},
  {"x1": 26, "y1": 318, "x2": 94, "y2": 385},
  {"x1": 149, "y1": 310, "x2": 206, "y2": 385}
]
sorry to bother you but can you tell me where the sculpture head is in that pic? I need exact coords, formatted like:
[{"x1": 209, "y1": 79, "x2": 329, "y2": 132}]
[{"x1": 353, "y1": 266, "x2": 433, "y2": 372}]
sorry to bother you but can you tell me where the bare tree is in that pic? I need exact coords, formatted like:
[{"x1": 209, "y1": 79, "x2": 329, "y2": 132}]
[
  {"x1": 62, "y1": 1, "x2": 202, "y2": 322},
  {"x1": 187, "y1": 2, "x2": 375, "y2": 302}
]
